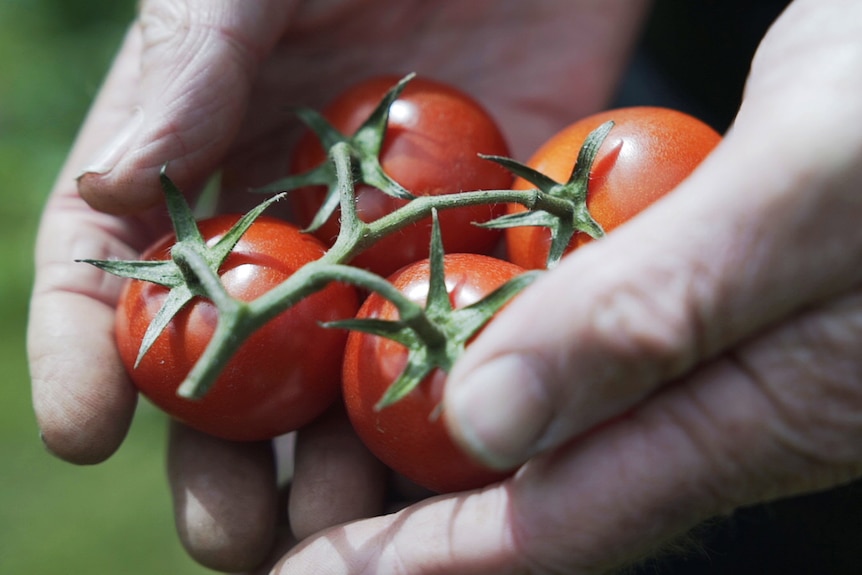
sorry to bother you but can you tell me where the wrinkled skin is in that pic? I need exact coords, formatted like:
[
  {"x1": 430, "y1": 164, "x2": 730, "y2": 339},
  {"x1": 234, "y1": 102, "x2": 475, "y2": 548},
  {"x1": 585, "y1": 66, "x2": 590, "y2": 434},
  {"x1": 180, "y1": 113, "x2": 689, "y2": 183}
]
[{"x1": 26, "y1": 0, "x2": 862, "y2": 574}]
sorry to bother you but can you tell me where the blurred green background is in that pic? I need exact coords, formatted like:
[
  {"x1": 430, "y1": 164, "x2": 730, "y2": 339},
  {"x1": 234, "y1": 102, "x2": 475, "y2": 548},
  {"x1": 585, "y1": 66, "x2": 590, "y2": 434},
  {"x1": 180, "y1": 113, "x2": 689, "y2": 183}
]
[{"x1": 0, "y1": 1, "x2": 214, "y2": 572}]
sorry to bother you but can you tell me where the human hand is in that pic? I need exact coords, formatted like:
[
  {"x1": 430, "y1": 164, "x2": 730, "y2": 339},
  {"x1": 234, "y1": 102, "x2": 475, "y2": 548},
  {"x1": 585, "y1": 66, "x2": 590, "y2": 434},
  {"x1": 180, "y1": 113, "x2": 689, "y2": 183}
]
[
  {"x1": 269, "y1": 0, "x2": 862, "y2": 573},
  {"x1": 26, "y1": 0, "x2": 648, "y2": 571}
]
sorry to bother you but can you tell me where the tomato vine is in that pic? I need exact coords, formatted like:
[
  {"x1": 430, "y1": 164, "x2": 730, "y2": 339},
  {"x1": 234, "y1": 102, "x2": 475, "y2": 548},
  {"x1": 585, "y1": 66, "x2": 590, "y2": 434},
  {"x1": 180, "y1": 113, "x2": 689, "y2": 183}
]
[{"x1": 80, "y1": 73, "x2": 718, "y2": 454}]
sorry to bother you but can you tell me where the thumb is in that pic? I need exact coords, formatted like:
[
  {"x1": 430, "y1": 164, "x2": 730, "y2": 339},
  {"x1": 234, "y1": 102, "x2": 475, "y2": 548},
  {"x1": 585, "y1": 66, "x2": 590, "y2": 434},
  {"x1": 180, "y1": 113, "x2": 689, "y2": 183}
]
[
  {"x1": 445, "y1": 132, "x2": 862, "y2": 470},
  {"x1": 443, "y1": 0, "x2": 862, "y2": 471},
  {"x1": 77, "y1": 0, "x2": 293, "y2": 214}
]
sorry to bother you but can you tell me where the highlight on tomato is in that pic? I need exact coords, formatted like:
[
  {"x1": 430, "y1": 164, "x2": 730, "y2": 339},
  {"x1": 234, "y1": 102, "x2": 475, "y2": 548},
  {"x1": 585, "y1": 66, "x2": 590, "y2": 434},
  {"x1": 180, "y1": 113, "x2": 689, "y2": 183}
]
[
  {"x1": 290, "y1": 75, "x2": 513, "y2": 277},
  {"x1": 504, "y1": 106, "x2": 722, "y2": 269}
]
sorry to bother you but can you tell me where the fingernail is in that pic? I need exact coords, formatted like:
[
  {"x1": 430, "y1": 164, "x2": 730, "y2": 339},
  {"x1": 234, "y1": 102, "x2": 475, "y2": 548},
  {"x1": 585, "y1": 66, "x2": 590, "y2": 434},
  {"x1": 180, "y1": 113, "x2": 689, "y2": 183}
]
[
  {"x1": 77, "y1": 106, "x2": 145, "y2": 179},
  {"x1": 447, "y1": 355, "x2": 553, "y2": 470}
]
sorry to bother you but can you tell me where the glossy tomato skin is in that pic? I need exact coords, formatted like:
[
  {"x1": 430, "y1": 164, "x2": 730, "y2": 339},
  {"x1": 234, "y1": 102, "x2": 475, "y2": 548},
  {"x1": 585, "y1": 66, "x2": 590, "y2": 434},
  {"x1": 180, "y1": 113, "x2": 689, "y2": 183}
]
[
  {"x1": 342, "y1": 254, "x2": 525, "y2": 493},
  {"x1": 291, "y1": 76, "x2": 512, "y2": 277},
  {"x1": 116, "y1": 215, "x2": 359, "y2": 441},
  {"x1": 506, "y1": 107, "x2": 722, "y2": 269}
]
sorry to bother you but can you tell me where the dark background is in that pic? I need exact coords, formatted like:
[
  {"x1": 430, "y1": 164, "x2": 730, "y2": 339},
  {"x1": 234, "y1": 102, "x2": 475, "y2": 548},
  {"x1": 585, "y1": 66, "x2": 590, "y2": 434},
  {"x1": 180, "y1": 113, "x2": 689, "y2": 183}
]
[{"x1": 638, "y1": 0, "x2": 793, "y2": 131}]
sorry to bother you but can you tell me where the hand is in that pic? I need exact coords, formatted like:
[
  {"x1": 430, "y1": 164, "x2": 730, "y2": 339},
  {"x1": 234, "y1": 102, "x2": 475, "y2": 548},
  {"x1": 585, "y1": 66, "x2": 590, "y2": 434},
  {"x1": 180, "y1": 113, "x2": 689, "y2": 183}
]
[
  {"x1": 26, "y1": 0, "x2": 648, "y2": 571},
  {"x1": 270, "y1": 0, "x2": 862, "y2": 573}
]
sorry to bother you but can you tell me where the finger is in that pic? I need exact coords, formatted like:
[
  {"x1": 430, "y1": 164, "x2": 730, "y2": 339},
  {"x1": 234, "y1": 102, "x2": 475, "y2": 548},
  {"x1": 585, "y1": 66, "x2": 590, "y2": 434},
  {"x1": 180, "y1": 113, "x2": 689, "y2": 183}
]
[
  {"x1": 27, "y1": 26, "x2": 148, "y2": 464},
  {"x1": 27, "y1": 0, "x2": 296, "y2": 466},
  {"x1": 272, "y1": 292, "x2": 862, "y2": 575},
  {"x1": 77, "y1": 0, "x2": 294, "y2": 214},
  {"x1": 502, "y1": 292, "x2": 862, "y2": 573},
  {"x1": 289, "y1": 406, "x2": 387, "y2": 541},
  {"x1": 273, "y1": 488, "x2": 523, "y2": 575},
  {"x1": 167, "y1": 422, "x2": 278, "y2": 573},
  {"x1": 444, "y1": 0, "x2": 862, "y2": 469}
]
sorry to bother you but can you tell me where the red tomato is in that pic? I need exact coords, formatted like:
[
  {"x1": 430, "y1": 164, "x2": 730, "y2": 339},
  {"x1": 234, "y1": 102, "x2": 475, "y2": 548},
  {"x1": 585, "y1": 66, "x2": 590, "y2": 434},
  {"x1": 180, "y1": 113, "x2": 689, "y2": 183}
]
[
  {"x1": 342, "y1": 253, "x2": 525, "y2": 493},
  {"x1": 115, "y1": 215, "x2": 358, "y2": 441},
  {"x1": 506, "y1": 107, "x2": 722, "y2": 269},
  {"x1": 291, "y1": 76, "x2": 512, "y2": 277}
]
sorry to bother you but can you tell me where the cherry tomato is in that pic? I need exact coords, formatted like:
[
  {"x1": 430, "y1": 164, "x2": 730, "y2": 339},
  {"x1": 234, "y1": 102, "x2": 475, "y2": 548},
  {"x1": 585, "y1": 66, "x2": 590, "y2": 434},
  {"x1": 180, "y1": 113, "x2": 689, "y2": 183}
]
[
  {"x1": 506, "y1": 107, "x2": 722, "y2": 269},
  {"x1": 291, "y1": 76, "x2": 512, "y2": 277},
  {"x1": 115, "y1": 215, "x2": 359, "y2": 441},
  {"x1": 342, "y1": 253, "x2": 525, "y2": 493}
]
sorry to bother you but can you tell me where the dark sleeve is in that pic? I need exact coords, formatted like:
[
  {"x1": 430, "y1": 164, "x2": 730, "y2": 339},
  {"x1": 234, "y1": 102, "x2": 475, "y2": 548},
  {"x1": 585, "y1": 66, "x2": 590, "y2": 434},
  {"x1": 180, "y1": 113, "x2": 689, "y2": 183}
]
[{"x1": 617, "y1": 0, "x2": 792, "y2": 132}]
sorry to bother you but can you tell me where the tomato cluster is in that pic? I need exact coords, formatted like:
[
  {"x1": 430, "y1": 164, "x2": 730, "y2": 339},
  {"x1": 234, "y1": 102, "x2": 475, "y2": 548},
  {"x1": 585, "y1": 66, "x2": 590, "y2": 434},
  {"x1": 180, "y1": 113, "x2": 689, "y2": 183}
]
[{"x1": 93, "y1": 74, "x2": 721, "y2": 494}]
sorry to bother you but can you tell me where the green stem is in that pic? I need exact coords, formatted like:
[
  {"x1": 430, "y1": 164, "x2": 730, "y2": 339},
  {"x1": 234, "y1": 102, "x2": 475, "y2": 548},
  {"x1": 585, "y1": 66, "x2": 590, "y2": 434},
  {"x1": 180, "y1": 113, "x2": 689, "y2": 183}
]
[
  {"x1": 325, "y1": 142, "x2": 371, "y2": 264},
  {"x1": 177, "y1": 306, "x2": 252, "y2": 399},
  {"x1": 177, "y1": 260, "x2": 448, "y2": 398},
  {"x1": 339, "y1": 187, "x2": 556, "y2": 263},
  {"x1": 170, "y1": 244, "x2": 250, "y2": 400},
  {"x1": 251, "y1": 262, "x2": 447, "y2": 349},
  {"x1": 170, "y1": 243, "x2": 235, "y2": 310},
  {"x1": 177, "y1": 149, "x2": 563, "y2": 399},
  {"x1": 312, "y1": 141, "x2": 561, "y2": 267}
]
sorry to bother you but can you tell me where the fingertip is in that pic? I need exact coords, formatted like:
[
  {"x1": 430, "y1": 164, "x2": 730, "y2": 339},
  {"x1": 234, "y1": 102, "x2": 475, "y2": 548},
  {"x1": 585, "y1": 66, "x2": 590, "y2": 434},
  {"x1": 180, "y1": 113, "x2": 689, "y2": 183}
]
[
  {"x1": 75, "y1": 105, "x2": 146, "y2": 195},
  {"x1": 168, "y1": 423, "x2": 278, "y2": 572},
  {"x1": 273, "y1": 487, "x2": 525, "y2": 575},
  {"x1": 29, "y1": 305, "x2": 138, "y2": 465},
  {"x1": 35, "y1": 387, "x2": 137, "y2": 465},
  {"x1": 72, "y1": 103, "x2": 198, "y2": 216},
  {"x1": 65, "y1": 30, "x2": 170, "y2": 216},
  {"x1": 289, "y1": 408, "x2": 387, "y2": 540},
  {"x1": 77, "y1": 168, "x2": 166, "y2": 216},
  {"x1": 445, "y1": 355, "x2": 554, "y2": 471}
]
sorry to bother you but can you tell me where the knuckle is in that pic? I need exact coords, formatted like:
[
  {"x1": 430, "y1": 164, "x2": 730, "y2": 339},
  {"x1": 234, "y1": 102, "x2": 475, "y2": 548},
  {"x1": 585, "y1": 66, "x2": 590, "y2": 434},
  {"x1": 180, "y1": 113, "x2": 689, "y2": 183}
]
[
  {"x1": 580, "y1": 250, "x2": 711, "y2": 386},
  {"x1": 137, "y1": 0, "x2": 261, "y2": 70},
  {"x1": 138, "y1": 1, "x2": 194, "y2": 55}
]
